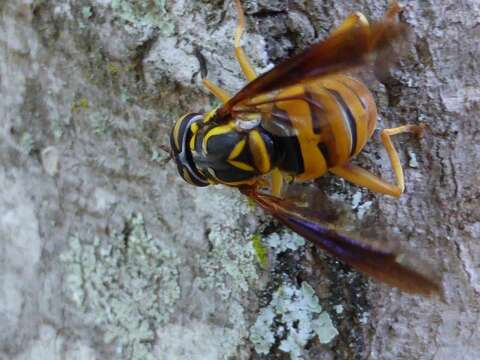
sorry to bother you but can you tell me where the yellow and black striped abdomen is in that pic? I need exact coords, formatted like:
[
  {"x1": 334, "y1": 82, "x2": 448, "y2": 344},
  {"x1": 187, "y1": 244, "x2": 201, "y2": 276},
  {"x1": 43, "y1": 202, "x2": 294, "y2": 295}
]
[{"x1": 268, "y1": 74, "x2": 377, "y2": 181}]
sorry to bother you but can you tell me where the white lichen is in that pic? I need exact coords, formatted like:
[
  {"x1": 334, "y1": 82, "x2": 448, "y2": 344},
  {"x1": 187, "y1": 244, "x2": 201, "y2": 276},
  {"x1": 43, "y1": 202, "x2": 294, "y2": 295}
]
[
  {"x1": 313, "y1": 312, "x2": 339, "y2": 344},
  {"x1": 41, "y1": 146, "x2": 60, "y2": 176},
  {"x1": 90, "y1": 110, "x2": 112, "y2": 136},
  {"x1": 250, "y1": 282, "x2": 338, "y2": 359},
  {"x1": 19, "y1": 132, "x2": 35, "y2": 154},
  {"x1": 359, "y1": 311, "x2": 370, "y2": 325},
  {"x1": 81, "y1": 6, "x2": 93, "y2": 19},
  {"x1": 50, "y1": 116, "x2": 64, "y2": 141},
  {"x1": 61, "y1": 213, "x2": 180, "y2": 360},
  {"x1": 351, "y1": 191, "x2": 363, "y2": 209},
  {"x1": 173, "y1": 188, "x2": 259, "y2": 358},
  {"x1": 111, "y1": 0, "x2": 174, "y2": 35},
  {"x1": 196, "y1": 223, "x2": 258, "y2": 300},
  {"x1": 357, "y1": 200, "x2": 373, "y2": 220},
  {"x1": 334, "y1": 304, "x2": 344, "y2": 315},
  {"x1": 266, "y1": 231, "x2": 305, "y2": 255},
  {"x1": 407, "y1": 149, "x2": 419, "y2": 168}
]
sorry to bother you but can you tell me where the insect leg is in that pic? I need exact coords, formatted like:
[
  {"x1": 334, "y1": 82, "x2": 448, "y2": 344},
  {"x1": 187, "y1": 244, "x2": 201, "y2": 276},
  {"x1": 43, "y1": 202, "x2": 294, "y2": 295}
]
[
  {"x1": 330, "y1": 12, "x2": 370, "y2": 37},
  {"x1": 330, "y1": 124, "x2": 424, "y2": 197},
  {"x1": 234, "y1": 0, "x2": 257, "y2": 81},
  {"x1": 379, "y1": 123, "x2": 425, "y2": 193},
  {"x1": 271, "y1": 168, "x2": 284, "y2": 198},
  {"x1": 330, "y1": 163, "x2": 403, "y2": 197},
  {"x1": 383, "y1": 2, "x2": 402, "y2": 22},
  {"x1": 202, "y1": 79, "x2": 231, "y2": 104},
  {"x1": 330, "y1": 2, "x2": 401, "y2": 37}
]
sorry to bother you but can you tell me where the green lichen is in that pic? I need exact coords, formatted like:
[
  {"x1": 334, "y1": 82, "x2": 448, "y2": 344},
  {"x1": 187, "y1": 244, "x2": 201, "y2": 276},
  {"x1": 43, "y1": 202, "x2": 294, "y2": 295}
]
[
  {"x1": 111, "y1": 0, "x2": 174, "y2": 35},
  {"x1": 190, "y1": 189, "x2": 259, "y2": 357},
  {"x1": 250, "y1": 282, "x2": 338, "y2": 359},
  {"x1": 251, "y1": 233, "x2": 269, "y2": 269},
  {"x1": 196, "y1": 223, "x2": 258, "y2": 300},
  {"x1": 71, "y1": 97, "x2": 90, "y2": 113},
  {"x1": 61, "y1": 213, "x2": 180, "y2": 360},
  {"x1": 106, "y1": 62, "x2": 121, "y2": 75}
]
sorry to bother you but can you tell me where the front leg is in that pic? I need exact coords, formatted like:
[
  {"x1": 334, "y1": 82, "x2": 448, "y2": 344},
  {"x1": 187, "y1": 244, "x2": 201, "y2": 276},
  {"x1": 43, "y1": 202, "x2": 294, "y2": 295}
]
[{"x1": 234, "y1": 0, "x2": 257, "y2": 82}]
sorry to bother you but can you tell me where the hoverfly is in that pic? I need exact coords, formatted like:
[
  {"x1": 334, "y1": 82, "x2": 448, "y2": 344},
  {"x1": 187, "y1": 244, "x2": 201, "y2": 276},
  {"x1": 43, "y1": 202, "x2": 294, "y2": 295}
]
[{"x1": 170, "y1": 0, "x2": 441, "y2": 296}]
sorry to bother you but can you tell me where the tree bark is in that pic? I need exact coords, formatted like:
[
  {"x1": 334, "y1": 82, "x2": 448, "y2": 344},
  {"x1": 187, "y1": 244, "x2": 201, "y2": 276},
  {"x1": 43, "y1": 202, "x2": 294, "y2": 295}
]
[{"x1": 0, "y1": 0, "x2": 478, "y2": 359}]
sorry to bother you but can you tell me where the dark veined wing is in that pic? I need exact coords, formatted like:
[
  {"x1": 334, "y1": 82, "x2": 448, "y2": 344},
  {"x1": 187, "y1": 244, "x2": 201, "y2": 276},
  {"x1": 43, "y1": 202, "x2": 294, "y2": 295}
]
[
  {"x1": 215, "y1": 19, "x2": 408, "y2": 122},
  {"x1": 240, "y1": 187, "x2": 442, "y2": 297}
]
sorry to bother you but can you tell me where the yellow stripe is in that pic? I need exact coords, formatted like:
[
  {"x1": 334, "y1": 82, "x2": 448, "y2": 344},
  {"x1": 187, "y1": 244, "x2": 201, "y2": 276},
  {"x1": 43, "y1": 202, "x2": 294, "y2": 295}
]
[
  {"x1": 320, "y1": 76, "x2": 364, "y2": 155},
  {"x1": 335, "y1": 75, "x2": 374, "y2": 154},
  {"x1": 203, "y1": 108, "x2": 218, "y2": 124},
  {"x1": 202, "y1": 123, "x2": 236, "y2": 155},
  {"x1": 189, "y1": 132, "x2": 197, "y2": 151},
  {"x1": 182, "y1": 168, "x2": 195, "y2": 185},
  {"x1": 189, "y1": 122, "x2": 200, "y2": 151},
  {"x1": 249, "y1": 130, "x2": 270, "y2": 173},
  {"x1": 228, "y1": 160, "x2": 255, "y2": 171},
  {"x1": 172, "y1": 113, "x2": 188, "y2": 151},
  {"x1": 275, "y1": 84, "x2": 328, "y2": 179},
  {"x1": 309, "y1": 81, "x2": 350, "y2": 165},
  {"x1": 191, "y1": 122, "x2": 199, "y2": 133},
  {"x1": 228, "y1": 139, "x2": 246, "y2": 160}
]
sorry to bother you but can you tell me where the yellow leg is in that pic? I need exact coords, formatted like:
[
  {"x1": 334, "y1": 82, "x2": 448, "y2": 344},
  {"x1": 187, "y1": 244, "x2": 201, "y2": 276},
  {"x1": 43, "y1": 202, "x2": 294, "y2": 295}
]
[
  {"x1": 330, "y1": 124, "x2": 425, "y2": 197},
  {"x1": 383, "y1": 2, "x2": 402, "y2": 22},
  {"x1": 271, "y1": 168, "x2": 284, "y2": 198},
  {"x1": 234, "y1": 0, "x2": 257, "y2": 81},
  {"x1": 330, "y1": 11, "x2": 370, "y2": 36},
  {"x1": 202, "y1": 79, "x2": 231, "y2": 104},
  {"x1": 330, "y1": 2, "x2": 400, "y2": 37},
  {"x1": 201, "y1": 0, "x2": 257, "y2": 102}
]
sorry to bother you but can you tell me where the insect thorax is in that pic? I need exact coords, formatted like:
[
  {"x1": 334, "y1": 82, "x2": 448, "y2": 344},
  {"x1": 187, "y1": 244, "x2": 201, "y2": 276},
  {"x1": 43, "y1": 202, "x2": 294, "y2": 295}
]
[{"x1": 190, "y1": 116, "x2": 278, "y2": 186}]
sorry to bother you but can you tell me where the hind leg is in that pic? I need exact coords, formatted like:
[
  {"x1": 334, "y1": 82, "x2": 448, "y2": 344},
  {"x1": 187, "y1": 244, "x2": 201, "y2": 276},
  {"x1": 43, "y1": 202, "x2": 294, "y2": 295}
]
[
  {"x1": 330, "y1": 2, "x2": 401, "y2": 37},
  {"x1": 330, "y1": 12, "x2": 370, "y2": 37},
  {"x1": 331, "y1": 124, "x2": 425, "y2": 197}
]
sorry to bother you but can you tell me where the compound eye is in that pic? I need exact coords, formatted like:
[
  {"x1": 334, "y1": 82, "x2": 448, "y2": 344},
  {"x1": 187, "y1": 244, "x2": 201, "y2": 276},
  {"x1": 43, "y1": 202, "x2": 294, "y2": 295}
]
[
  {"x1": 169, "y1": 112, "x2": 209, "y2": 187},
  {"x1": 171, "y1": 113, "x2": 193, "y2": 154}
]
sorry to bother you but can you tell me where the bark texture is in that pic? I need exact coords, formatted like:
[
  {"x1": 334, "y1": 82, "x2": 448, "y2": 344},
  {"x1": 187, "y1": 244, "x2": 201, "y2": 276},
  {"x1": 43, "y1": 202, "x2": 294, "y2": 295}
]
[{"x1": 0, "y1": 0, "x2": 478, "y2": 359}]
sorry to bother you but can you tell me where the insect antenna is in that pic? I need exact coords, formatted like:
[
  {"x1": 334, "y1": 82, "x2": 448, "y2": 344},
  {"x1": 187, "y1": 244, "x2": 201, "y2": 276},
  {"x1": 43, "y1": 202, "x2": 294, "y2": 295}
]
[{"x1": 157, "y1": 144, "x2": 173, "y2": 166}]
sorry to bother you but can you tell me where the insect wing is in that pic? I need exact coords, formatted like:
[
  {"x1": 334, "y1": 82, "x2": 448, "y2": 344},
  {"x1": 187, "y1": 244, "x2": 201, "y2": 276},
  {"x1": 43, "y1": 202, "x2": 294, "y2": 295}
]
[
  {"x1": 215, "y1": 19, "x2": 408, "y2": 122},
  {"x1": 242, "y1": 188, "x2": 441, "y2": 296},
  {"x1": 232, "y1": 81, "x2": 337, "y2": 138}
]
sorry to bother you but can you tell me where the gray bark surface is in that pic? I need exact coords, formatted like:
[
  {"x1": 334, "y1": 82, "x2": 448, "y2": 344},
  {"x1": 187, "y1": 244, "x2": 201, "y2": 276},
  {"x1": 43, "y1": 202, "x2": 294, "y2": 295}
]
[{"x1": 0, "y1": 1, "x2": 478, "y2": 359}]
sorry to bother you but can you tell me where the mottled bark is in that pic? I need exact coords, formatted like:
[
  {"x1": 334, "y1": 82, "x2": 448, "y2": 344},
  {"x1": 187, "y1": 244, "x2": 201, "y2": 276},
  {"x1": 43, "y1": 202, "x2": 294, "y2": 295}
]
[{"x1": 0, "y1": 1, "x2": 478, "y2": 359}]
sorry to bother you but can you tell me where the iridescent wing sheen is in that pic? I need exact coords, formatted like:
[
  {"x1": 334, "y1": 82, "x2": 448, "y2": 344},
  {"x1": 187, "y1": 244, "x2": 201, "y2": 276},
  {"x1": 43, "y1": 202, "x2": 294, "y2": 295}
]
[
  {"x1": 215, "y1": 20, "x2": 408, "y2": 122},
  {"x1": 241, "y1": 187, "x2": 442, "y2": 297}
]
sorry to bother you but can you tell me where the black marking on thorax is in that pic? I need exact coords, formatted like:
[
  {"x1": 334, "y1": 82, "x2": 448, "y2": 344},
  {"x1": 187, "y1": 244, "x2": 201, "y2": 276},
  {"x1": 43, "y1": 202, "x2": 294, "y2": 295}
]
[{"x1": 268, "y1": 106, "x2": 304, "y2": 175}]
